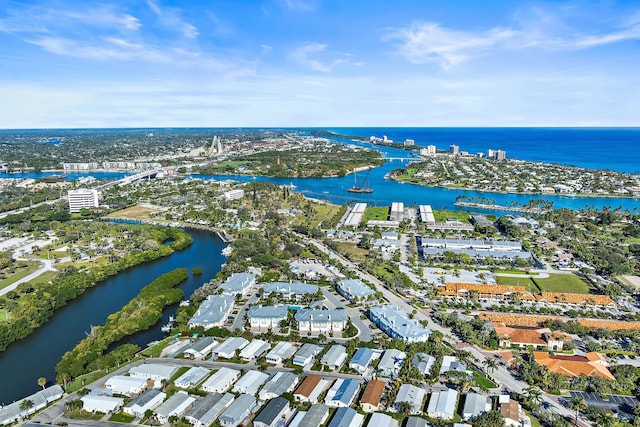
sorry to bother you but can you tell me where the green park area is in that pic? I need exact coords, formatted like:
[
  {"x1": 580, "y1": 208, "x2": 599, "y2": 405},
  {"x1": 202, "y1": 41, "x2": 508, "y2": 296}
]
[
  {"x1": 496, "y1": 273, "x2": 590, "y2": 294},
  {"x1": 0, "y1": 261, "x2": 40, "y2": 291},
  {"x1": 363, "y1": 206, "x2": 390, "y2": 222},
  {"x1": 433, "y1": 210, "x2": 472, "y2": 223}
]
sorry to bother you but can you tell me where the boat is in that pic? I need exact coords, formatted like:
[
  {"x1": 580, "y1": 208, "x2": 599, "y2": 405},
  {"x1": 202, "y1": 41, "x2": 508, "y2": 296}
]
[
  {"x1": 161, "y1": 316, "x2": 175, "y2": 333},
  {"x1": 221, "y1": 246, "x2": 233, "y2": 256},
  {"x1": 347, "y1": 168, "x2": 373, "y2": 193}
]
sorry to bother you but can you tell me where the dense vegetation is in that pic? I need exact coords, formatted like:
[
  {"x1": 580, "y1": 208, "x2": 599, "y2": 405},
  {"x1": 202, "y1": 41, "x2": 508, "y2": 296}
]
[
  {"x1": 56, "y1": 268, "x2": 188, "y2": 380},
  {"x1": 195, "y1": 146, "x2": 384, "y2": 178},
  {"x1": 0, "y1": 226, "x2": 192, "y2": 353}
]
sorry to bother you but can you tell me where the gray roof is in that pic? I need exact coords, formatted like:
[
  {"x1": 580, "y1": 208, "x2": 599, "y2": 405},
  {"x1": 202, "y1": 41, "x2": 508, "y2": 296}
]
[
  {"x1": 214, "y1": 337, "x2": 248, "y2": 357},
  {"x1": 183, "y1": 393, "x2": 223, "y2": 424},
  {"x1": 463, "y1": 393, "x2": 490, "y2": 418},
  {"x1": 406, "y1": 416, "x2": 430, "y2": 427},
  {"x1": 427, "y1": 389, "x2": 458, "y2": 418},
  {"x1": 253, "y1": 397, "x2": 289, "y2": 425},
  {"x1": 155, "y1": 391, "x2": 193, "y2": 418},
  {"x1": 369, "y1": 304, "x2": 431, "y2": 342},
  {"x1": 263, "y1": 281, "x2": 319, "y2": 295},
  {"x1": 189, "y1": 336, "x2": 215, "y2": 352},
  {"x1": 260, "y1": 372, "x2": 299, "y2": 399},
  {"x1": 295, "y1": 309, "x2": 348, "y2": 323},
  {"x1": 378, "y1": 349, "x2": 406, "y2": 374},
  {"x1": 266, "y1": 342, "x2": 297, "y2": 361},
  {"x1": 125, "y1": 389, "x2": 164, "y2": 410},
  {"x1": 247, "y1": 305, "x2": 288, "y2": 320},
  {"x1": 328, "y1": 407, "x2": 361, "y2": 427},
  {"x1": 294, "y1": 343, "x2": 322, "y2": 362},
  {"x1": 219, "y1": 394, "x2": 256, "y2": 424},
  {"x1": 188, "y1": 294, "x2": 234, "y2": 327},
  {"x1": 412, "y1": 353, "x2": 436, "y2": 375},
  {"x1": 395, "y1": 384, "x2": 425, "y2": 410},
  {"x1": 174, "y1": 366, "x2": 211, "y2": 388},
  {"x1": 321, "y1": 344, "x2": 347, "y2": 365},
  {"x1": 220, "y1": 273, "x2": 256, "y2": 295},
  {"x1": 338, "y1": 279, "x2": 375, "y2": 298},
  {"x1": 129, "y1": 363, "x2": 176, "y2": 379},
  {"x1": 300, "y1": 404, "x2": 329, "y2": 427}
]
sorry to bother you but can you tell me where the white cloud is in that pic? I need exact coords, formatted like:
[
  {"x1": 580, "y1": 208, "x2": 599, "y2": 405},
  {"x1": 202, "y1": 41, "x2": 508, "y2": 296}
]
[
  {"x1": 275, "y1": 0, "x2": 319, "y2": 12},
  {"x1": 385, "y1": 22, "x2": 516, "y2": 68},
  {"x1": 147, "y1": 0, "x2": 199, "y2": 39},
  {"x1": 289, "y1": 42, "x2": 352, "y2": 72}
]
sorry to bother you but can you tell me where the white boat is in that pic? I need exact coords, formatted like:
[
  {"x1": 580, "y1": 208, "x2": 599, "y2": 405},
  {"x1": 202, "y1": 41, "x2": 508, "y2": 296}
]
[
  {"x1": 221, "y1": 246, "x2": 233, "y2": 256},
  {"x1": 161, "y1": 316, "x2": 175, "y2": 333}
]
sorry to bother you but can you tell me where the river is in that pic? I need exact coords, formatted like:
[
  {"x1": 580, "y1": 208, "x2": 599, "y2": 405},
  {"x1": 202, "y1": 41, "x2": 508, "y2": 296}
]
[{"x1": 0, "y1": 229, "x2": 226, "y2": 405}]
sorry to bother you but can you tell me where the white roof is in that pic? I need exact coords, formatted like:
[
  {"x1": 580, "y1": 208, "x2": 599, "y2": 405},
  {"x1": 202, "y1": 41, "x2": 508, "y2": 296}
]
[
  {"x1": 214, "y1": 337, "x2": 249, "y2": 357},
  {"x1": 129, "y1": 363, "x2": 176, "y2": 380},
  {"x1": 240, "y1": 339, "x2": 270, "y2": 359},
  {"x1": 201, "y1": 367, "x2": 240, "y2": 391},
  {"x1": 266, "y1": 341, "x2": 297, "y2": 361},
  {"x1": 367, "y1": 413, "x2": 398, "y2": 427},
  {"x1": 427, "y1": 389, "x2": 459, "y2": 418},
  {"x1": 174, "y1": 367, "x2": 211, "y2": 388},
  {"x1": 232, "y1": 370, "x2": 270, "y2": 395}
]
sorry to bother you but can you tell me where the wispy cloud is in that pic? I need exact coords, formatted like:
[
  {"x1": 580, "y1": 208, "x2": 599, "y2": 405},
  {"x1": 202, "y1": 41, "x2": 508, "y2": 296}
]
[
  {"x1": 146, "y1": 0, "x2": 199, "y2": 39},
  {"x1": 386, "y1": 10, "x2": 640, "y2": 69},
  {"x1": 275, "y1": 0, "x2": 319, "y2": 12},
  {"x1": 289, "y1": 42, "x2": 351, "y2": 72},
  {"x1": 385, "y1": 22, "x2": 516, "y2": 68}
]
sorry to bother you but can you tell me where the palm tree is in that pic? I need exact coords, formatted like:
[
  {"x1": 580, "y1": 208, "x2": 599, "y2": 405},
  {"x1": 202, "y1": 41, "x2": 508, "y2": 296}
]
[
  {"x1": 37, "y1": 377, "x2": 47, "y2": 390},
  {"x1": 19, "y1": 399, "x2": 34, "y2": 416},
  {"x1": 593, "y1": 411, "x2": 615, "y2": 427},
  {"x1": 483, "y1": 358, "x2": 498, "y2": 375},
  {"x1": 569, "y1": 397, "x2": 587, "y2": 426},
  {"x1": 524, "y1": 386, "x2": 543, "y2": 410}
]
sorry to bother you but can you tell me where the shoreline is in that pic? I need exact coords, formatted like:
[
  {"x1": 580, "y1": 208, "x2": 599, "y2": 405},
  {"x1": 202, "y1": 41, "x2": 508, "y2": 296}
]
[{"x1": 390, "y1": 176, "x2": 639, "y2": 199}]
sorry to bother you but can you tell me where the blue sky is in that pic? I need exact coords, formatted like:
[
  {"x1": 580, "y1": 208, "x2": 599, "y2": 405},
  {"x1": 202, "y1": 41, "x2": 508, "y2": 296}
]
[{"x1": 1, "y1": 0, "x2": 639, "y2": 128}]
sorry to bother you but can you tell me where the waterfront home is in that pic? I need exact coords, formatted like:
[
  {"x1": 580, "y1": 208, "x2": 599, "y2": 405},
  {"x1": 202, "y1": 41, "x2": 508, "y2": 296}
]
[
  {"x1": 426, "y1": 389, "x2": 459, "y2": 420},
  {"x1": 394, "y1": 384, "x2": 425, "y2": 414},
  {"x1": 188, "y1": 294, "x2": 234, "y2": 329},
  {"x1": 259, "y1": 371, "x2": 300, "y2": 401},
  {"x1": 123, "y1": 389, "x2": 166, "y2": 417},
  {"x1": 201, "y1": 367, "x2": 240, "y2": 393},
  {"x1": 378, "y1": 349, "x2": 406, "y2": 377},
  {"x1": 360, "y1": 380, "x2": 385, "y2": 412},
  {"x1": 219, "y1": 272, "x2": 256, "y2": 296},
  {"x1": 263, "y1": 281, "x2": 319, "y2": 300},
  {"x1": 293, "y1": 343, "x2": 322, "y2": 366},
  {"x1": 0, "y1": 385, "x2": 64, "y2": 425}
]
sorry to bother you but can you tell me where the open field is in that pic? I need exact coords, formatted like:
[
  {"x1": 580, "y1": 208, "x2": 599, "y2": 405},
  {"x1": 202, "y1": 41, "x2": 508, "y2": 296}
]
[
  {"x1": 334, "y1": 242, "x2": 368, "y2": 263},
  {"x1": 496, "y1": 275, "x2": 538, "y2": 290},
  {"x1": 363, "y1": 206, "x2": 390, "y2": 222},
  {"x1": 294, "y1": 202, "x2": 335, "y2": 228},
  {"x1": 0, "y1": 261, "x2": 40, "y2": 291},
  {"x1": 533, "y1": 274, "x2": 590, "y2": 293},
  {"x1": 29, "y1": 271, "x2": 58, "y2": 286},
  {"x1": 619, "y1": 275, "x2": 640, "y2": 289},
  {"x1": 106, "y1": 204, "x2": 164, "y2": 220},
  {"x1": 433, "y1": 210, "x2": 472, "y2": 223}
]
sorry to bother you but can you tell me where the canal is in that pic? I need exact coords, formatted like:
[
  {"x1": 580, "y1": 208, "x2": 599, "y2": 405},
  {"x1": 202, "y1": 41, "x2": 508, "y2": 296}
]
[{"x1": 0, "y1": 228, "x2": 226, "y2": 405}]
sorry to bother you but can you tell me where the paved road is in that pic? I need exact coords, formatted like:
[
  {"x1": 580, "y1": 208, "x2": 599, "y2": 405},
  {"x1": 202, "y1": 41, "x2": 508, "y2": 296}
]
[
  {"x1": 0, "y1": 258, "x2": 57, "y2": 297},
  {"x1": 320, "y1": 288, "x2": 373, "y2": 342}
]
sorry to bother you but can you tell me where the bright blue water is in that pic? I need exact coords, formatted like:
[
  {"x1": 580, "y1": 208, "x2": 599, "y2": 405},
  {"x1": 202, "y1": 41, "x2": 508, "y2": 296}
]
[{"x1": 0, "y1": 229, "x2": 225, "y2": 405}]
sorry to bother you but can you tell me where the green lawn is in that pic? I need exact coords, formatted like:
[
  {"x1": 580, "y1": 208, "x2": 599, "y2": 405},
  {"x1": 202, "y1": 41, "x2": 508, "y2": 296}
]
[
  {"x1": 334, "y1": 242, "x2": 368, "y2": 263},
  {"x1": 526, "y1": 411, "x2": 544, "y2": 427},
  {"x1": 472, "y1": 369, "x2": 498, "y2": 389},
  {"x1": 0, "y1": 262, "x2": 40, "y2": 290},
  {"x1": 108, "y1": 412, "x2": 136, "y2": 423},
  {"x1": 29, "y1": 271, "x2": 58, "y2": 286},
  {"x1": 363, "y1": 206, "x2": 390, "y2": 222},
  {"x1": 139, "y1": 336, "x2": 176, "y2": 358},
  {"x1": 0, "y1": 309, "x2": 9, "y2": 322},
  {"x1": 626, "y1": 237, "x2": 640, "y2": 244},
  {"x1": 533, "y1": 274, "x2": 590, "y2": 293},
  {"x1": 496, "y1": 276, "x2": 540, "y2": 292},
  {"x1": 433, "y1": 210, "x2": 471, "y2": 223}
]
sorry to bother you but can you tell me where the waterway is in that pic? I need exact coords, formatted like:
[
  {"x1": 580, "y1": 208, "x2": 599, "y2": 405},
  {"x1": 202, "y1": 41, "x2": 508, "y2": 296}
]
[{"x1": 0, "y1": 229, "x2": 226, "y2": 405}]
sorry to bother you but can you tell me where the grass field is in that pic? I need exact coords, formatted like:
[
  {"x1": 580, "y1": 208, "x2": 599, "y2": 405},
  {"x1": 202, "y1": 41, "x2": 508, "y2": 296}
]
[
  {"x1": 626, "y1": 237, "x2": 640, "y2": 244},
  {"x1": 472, "y1": 369, "x2": 498, "y2": 388},
  {"x1": 29, "y1": 271, "x2": 58, "y2": 286},
  {"x1": 433, "y1": 210, "x2": 471, "y2": 223},
  {"x1": 108, "y1": 413, "x2": 135, "y2": 423},
  {"x1": 533, "y1": 274, "x2": 590, "y2": 293},
  {"x1": 334, "y1": 242, "x2": 368, "y2": 263},
  {"x1": 294, "y1": 202, "x2": 336, "y2": 228},
  {"x1": 362, "y1": 206, "x2": 390, "y2": 222},
  {"x1": 496, "y1": 275, "x2": 539, "y2": 291},
  {"x1": 0, "y1": 262, "x2": 40, "y2": 291},
  {"x1": 0, "y1": 309, "x2": 9, "y2": 322},
  {"x1": 106, "y1": 204, "x2": 164, "y2": 220}
]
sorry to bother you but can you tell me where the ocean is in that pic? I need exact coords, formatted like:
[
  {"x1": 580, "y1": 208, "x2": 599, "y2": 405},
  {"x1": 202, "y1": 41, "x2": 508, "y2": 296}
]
[{"x1": 327, "y1": 128, "x2": 640, "y2": 174}]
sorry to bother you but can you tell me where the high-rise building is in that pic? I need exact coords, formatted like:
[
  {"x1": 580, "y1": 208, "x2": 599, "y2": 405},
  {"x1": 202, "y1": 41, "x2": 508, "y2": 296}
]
[
  {"x1": 68, "y1": 189, "x2": 99, "y2": 213},
  {"x1": 449, "y1": 145, "x2": 459, "y2": 155},
  {"x1": 404, "y1": 139, "x2": 415, "y2": 146},
  {"x1": 420, "y1": 145, "x2": 437, "y2": 156},
  {"x1": 495, "y1": 150, "x2": 506, "y2": 160}
]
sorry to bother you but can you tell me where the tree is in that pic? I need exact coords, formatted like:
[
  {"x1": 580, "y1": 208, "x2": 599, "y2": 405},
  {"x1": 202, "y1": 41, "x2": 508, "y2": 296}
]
[
  {"x1": 395, "y1": 400, "x2": 413, "y2": 414},
  {"x1": 569, "y1": 397, "x2": 587, "y2": 426},
  {"x1": 168, "y1": 415, "x2": 179, "y2": 426},
  {"x1": 524, "y1": 386, "x2": 543, "y2": 410},
  {"x1": 37, "y1": 376, "x2": 47, "y2": 390},
  {"x1": 20, "y1": 398, "x2": 34, "y2": 415},
  {"x1": 483, "y1": 358, "x2": 498, "y2": 375},
  {"x1": 471, "y1": 410, "x2": 505, "y2": 427}
]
